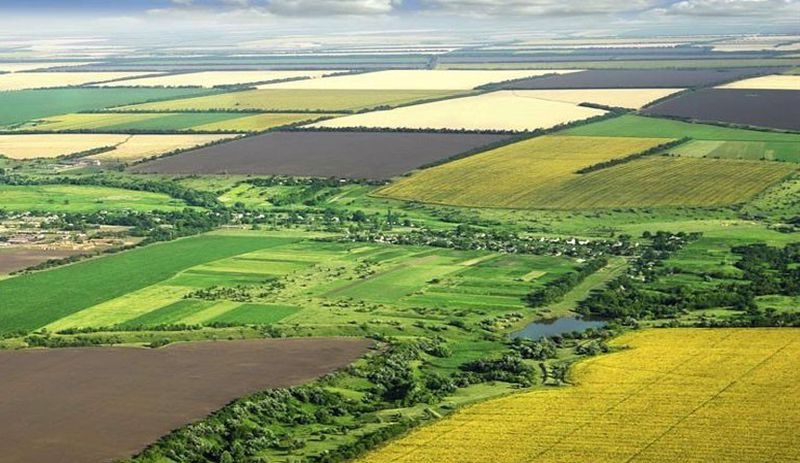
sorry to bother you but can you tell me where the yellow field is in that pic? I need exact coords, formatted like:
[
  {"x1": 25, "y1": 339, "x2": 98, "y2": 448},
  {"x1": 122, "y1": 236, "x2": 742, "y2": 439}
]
[
  {"x1": 117, "y1": 89, "x2": 464, "y2": 112},
  {"x1": 0, "y1": 134, "x2": 129, "y2": 158},
  {"x1": 95, "y1": 70, "x2": 338, "y2": 88},
  {"x1": 0, "y1": 72, "x2": 154, "y2": 91},
  {"x1": 378, "y1": 136, "x2": 795, "y2": 209},
  {"x1": 717, "y1": 75, "x2": 800, "y2": 90},
  {"x1": 88, "y1": 134, "x2": 238, "y2": 162},
  {"x1": 191, "y1": 113, "x2": 336, "y2": 132},
  {"x1": 258, "y1": 69, "x2": 580, "y2": 90},
  {"x1": 359, "y1": 328, "x2": 800, "y2": 463},
  {"x1": 515, "y1": 88, "x2": 684, "y2": 109},
  {"x1": 16, "y1": 113, "x2": 167, "y2": 131},
  {"x1": 310, "y1": 91, "x2": 606, "y2": 131}
]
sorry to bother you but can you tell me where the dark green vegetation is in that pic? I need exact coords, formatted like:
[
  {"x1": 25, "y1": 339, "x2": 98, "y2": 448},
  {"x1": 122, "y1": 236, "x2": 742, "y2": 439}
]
[{"x1": 0, "y1": 88, "x2": 218, "y2": 128}]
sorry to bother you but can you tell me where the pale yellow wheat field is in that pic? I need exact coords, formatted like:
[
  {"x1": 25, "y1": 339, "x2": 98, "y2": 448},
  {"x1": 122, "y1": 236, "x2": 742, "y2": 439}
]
[
  {"x1": 514, "y1": 88, "x2": 684, "y2": 109},
  {"x1": 0, "y1": 134, "x2": 129, "y2": 159},
  {"x1": 717, "y1": 74, "x2": 800, "y2": 90},
  {"x1": 310, "y1": 91, "x2": 606, "y2": 131},
  {"x1": 95, "y1": 70, "x2": 341, "y2": 88},
  {"x1": 89, "y1": 134, "x2": 238, "y2": 162},
  {"x1": 0, "y1": 72, "x2": 155, "y2": 91},
  {"x1": 258, "y1": 69, "x2": 581, "y2": 90},
  {"x1": 358, "y1": 328, "x2": 800, "y2": 463}
]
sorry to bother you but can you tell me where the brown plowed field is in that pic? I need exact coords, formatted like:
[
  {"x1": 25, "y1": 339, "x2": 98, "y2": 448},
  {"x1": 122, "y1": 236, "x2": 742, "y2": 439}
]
[
  {"x1": 0, "y1": 338, "x2": 371, "y2": 463},
  {"x1": 129, "y1": 131, "x2": 511, "y2": 179}
]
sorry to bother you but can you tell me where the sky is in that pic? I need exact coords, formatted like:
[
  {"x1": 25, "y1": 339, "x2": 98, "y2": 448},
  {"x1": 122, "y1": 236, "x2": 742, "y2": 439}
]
[{"x1": 0, "y1": 0, "x2": 797, "y2": 36}]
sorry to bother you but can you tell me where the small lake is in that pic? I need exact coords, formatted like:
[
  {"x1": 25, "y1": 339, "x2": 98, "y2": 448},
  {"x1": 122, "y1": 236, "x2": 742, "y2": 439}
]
[{"x1": 513, "y1": 316, "x2": 606, "y2": 340}]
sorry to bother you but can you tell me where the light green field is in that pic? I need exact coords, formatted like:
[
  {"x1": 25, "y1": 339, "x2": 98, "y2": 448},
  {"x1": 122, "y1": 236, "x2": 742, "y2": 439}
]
[
  {"x1": 117, "y1": 89, "x2": 467, "y2": 112},
  {"x1": 18, "y1": 111, "x2": 337, "y2": 133},
  {"x1": 667, "y1": 140, "x2": 800, "y2": 162},
  {"x1": 0, "y1": 184, "x2": 190, "y2": 212},
  {"x1": 0, "y1": 230, "x2": 578, "y2": 333}
]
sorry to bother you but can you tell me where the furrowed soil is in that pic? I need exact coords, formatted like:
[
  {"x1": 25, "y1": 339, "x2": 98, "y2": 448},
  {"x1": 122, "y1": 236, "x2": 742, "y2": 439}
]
[{"x1": 0, "y1": 338, "x2": 371, "y2": 463}]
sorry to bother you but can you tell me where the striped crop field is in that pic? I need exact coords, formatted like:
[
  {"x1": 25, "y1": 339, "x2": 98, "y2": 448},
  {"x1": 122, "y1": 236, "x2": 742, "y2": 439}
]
[
  {"x1": 357, "y1": 328, "x2": 800, "y2": 463},
  {"x1": 378, "y1": 136, "x2": 796, "y2": 209}
]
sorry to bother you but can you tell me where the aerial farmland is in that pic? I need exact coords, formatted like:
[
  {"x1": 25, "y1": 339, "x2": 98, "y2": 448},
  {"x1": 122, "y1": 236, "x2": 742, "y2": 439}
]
[{"x1": 0, "y1": 8, "x2": 798, "y2": 463}]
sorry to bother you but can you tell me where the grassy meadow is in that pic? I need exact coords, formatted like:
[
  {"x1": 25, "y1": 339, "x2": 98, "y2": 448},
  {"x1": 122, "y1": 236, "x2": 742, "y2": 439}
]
[{"x1": 0, "y1": 184, "x2": 190, "y2": 213}]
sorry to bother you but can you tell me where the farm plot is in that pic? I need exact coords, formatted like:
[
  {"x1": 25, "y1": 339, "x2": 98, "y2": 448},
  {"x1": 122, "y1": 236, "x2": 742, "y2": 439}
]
[
  {"x1": 257, "y1": 69, "x2": 580, "y2": 90},
  {"x1": 0, "y1": 62, "x2": 94, "y2": 72},
  {"x1": 309, "y1": 91, "x2": 606, "y2": 132},
  {"x1": 0, "y1": 338, "x2": 370, "y2": 463},
  {"x1": 357, "y1": 328, "x2": 800, "y2": 463},
  {"x1": 0, "y1": 184, "x2": 190, "y2": 213},
  {"x1": 16, "y1": 112, "x2": 325, "y2": 133},
  {"x1": 507, "y1": 88, "x2": 683, "y2": 109},
  {"x1": 128, "y1": 131, "x2": 510, "y2": 179},
  {"x1": 717, "y1": 74, "x2": 800, "y2": 90},
  {"x1": 118, "y1": 89, "x2": 465, "y2": 112},
  {"x1": 0, "y1": 87, "x2": 219, "y2": 128},
  {"x1": 0, "y1": 230, "x2": 578, "y2": 333},
  {"x1": 494, "y1": 68, "x2": 783, "y2": 89},
  {"x1": 0, "y1": 71, "x2": 156, "y2": 91},
  {"x1": 642, "y1": 89, "x2": 800, "y2": 131},
  {"x1": 0, "y1": 134, "x2": 235, "y2": 160},
  {"x1": 377, "y1": 135, "x2": 671, "y2": 208},
  {"x1": 94, "y1": 70, "x2": 340, "y2": 88},
  {"x1": 667, "y1": 140, "x2": 800, "y2": 162}
]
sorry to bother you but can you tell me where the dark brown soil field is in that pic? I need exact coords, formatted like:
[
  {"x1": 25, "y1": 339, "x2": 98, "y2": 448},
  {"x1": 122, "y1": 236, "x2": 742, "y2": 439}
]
[
  {"x1": 0, "y1": 248, "x2": 85, "y2": 274},
  {"x1": 129, "y1": 131, "x2": 511, "y2": 179},
  {"x1": 642, "y1": 89, "x2": 800, "y2": 131},
  {"x1": 0, "y1": 338, "x2": 371, "y2": 463},
  {"x1": 497, "y1": 68, "x2": 782, "y2": 89}
]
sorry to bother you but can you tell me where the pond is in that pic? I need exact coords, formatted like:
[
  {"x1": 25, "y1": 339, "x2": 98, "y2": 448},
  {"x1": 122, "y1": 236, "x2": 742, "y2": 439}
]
[{"x1": 513, "y1": 315, "x2": 606, "y2": 340}]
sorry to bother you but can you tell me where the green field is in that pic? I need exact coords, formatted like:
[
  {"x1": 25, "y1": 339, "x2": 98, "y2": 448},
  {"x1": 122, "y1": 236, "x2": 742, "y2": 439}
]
[
  {"x1": 0, "y1": 184, "x2": 191, "y2": 212},
  {"x1": 17, "y1": 111, "x2": 335, "y2": 133},
  {"x1": 0, "y1": 88, "x2": 218, "y2": 128},
  {"x1": 667, "y1": 140, "x2": 800, "y2": 162},
  {"x1": 118, "y1": 89, "x2": 467, "y2": 112},
  {"x1": 564, "y1": 115, "x2": 800, "y2": 143},
  {"x1": 0, "y1": 230, "x2": 578, "y2": 334}
]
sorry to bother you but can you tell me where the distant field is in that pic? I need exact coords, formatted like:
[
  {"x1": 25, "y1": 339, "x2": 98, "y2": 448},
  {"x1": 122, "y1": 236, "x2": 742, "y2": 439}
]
[
  {"x1": 89, "y1": 134, "x2": 238, "y2": 162},
  {"x1": 564, "y1": 114, "x2": 800, "y2": 142},
  {"x1": 129, "y1": 131, "x2": 510, "y2": 179},
  {"x1": 0, "y1": 71, "x2": 155, "y2": 91},
  {"x1": 494, "y1": 68, "x2": 782, "y2": 89},
  {"x1": 17, "y1": 112, "x2": 325, "y2": 132},
  {"x1": 95, "y1": 70, "x2": 339, "y2": 88},
  {"x1": 257, "y1": 69, "x2": 580, "y2": 90},
  {"x1": 0, "y1": 133, "x2": 234, "y2": 160},
  {"x1": 0, "y1": 62, "x2": 94, "y2": 72},
  {"x1": 509, "y1": 88, "x2": 683, "y2": 109},
  {"x1": 357, "y1": 329, "x2": 800, "y2": 463},
  {"x1": 667, "y1": 139, "x2": 800, "y2": 162},
  {"x1": 718, "y1": 74, "x2": 800, "y2": 90},
  {"x1": 118, "y1": 89, "x2": 466, "y2": 112},
  {"x1": 310, "y1": 91, "x2": 606, "y2": 131},
  {"x1": 0, "y1": 230, "x2": 577, "y2": 334},
  {"x1": 0, "y1": 87, "x2": 217, "y2": 127},
  {"x1": 642, "y1": 89, "x2": 800, "y2": 131},
  {"x1": 377, "y1": 135, "x2": 794, "y2": 209},
  {"x1": 437, "y1": 58, "x2": 800, "y2": 69},
  {"x1": 0, "y1": 184, "x2": 189, "y2": 213}
]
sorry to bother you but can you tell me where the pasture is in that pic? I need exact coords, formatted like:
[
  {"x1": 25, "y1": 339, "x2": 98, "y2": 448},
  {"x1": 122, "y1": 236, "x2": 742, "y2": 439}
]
[
  {"x1": 357, "y1": 329, "x2": 800, "y2": 463},
  {"x1": 95, "y1": 70, "x2": 338, "y2": 88},
  {"x1": 0, "y1": 338, "x2": 370, "y2": 463},
  {"x1": 642, "y1": 89, "x2": 800, "y2": 131},
  {"x1": 494, "y1": 68, "x2": 781, "y2": 88},
  {"x1": 0, "y1": 87, "x2": 216, "y2": 127},
  {"x1": 17, "y1": 112, "x2": 323, "y2": 133},
  {"x1": 309, "y1": 91, "x2": 606, "y2": 132},
  {"x1": 257, "y1": 69, "x2": 580, "y2": 90},
  {"x1": 718, "y1": 74, "x2": 800, "y2": 90},
  {"x1": 128, "y1": 131, "x2": 510, "y2": 179},
  {"x1": 0, "y1": 71, "x2": 155, "y2": 91},
  {"x1": 118, "y1": 89, "x2": 465, "y2": 112},
  {"x1": 0, "y1": 230, "x2": 578, "y2": 334},
  {"x1": 0, "y1": 184, "x2": 190, "y2": 213},
  {"x1": 508, "y1": 88, "x2": 683, "y2": 109}
]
